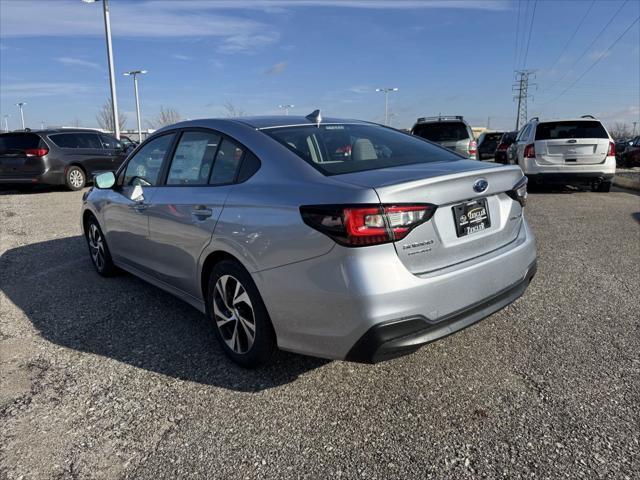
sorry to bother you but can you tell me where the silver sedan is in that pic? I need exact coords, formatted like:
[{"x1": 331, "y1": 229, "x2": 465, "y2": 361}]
[{"x1": 82, "y1": 113, "x2": 536, "y2": 367}]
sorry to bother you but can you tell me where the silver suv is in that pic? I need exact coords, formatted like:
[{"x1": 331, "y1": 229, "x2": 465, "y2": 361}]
[
  {"x1": 511, "y1": 116, "x2": 616, "y2": 192},
  {"x1": 411, "y1": 116, "x2": 477, "y2": 159}
]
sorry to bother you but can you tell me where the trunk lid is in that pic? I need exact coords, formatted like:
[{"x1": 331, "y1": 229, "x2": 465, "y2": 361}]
[
  {"x1": 335, "y1": 161, "x2": 524, "y2": 274},
  {"x1": 535, "y1": 138, "x2": 609, "y2": 165},
  {"x1": 0, "y1": 133, "x2": 47, "y2": 175}
]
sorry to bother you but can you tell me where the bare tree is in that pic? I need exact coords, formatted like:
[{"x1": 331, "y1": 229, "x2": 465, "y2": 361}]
[
  {"x1": 147, "y1": 106, "x2": 181, "y2": 129},
  {"x1": 609, "y1": 122, "x2": 632, "y2": 140},
  {"x1": 223, "y1": 100, "x2": 246, "y2": 118},
  {"x1": 96, "y1": 100, "x2": 127, "y2": 133}
]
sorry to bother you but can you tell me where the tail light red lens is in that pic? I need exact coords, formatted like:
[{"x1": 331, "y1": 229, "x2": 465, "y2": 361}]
[
  {"x1": 300, "y1": 204, "x2": 437, "y2": 247},
  {"x1": 24, "y1": 148, "x2": 49, "y2": 157},
  {"x1": 524, "y1": 143, "x2": 536, "y2": 158},
  {"x1": 607, "y1": 141, "x2": 615, "y2": 156},
  {"x1": 468, "y1": 140, "x2": 477, "y2": 155},
  {"x1": 497, "y1": 143, "x2": 508, "y2": 152}
]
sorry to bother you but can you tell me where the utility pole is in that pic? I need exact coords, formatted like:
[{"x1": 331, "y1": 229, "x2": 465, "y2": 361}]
[
  {"x1": 123, "y1": 70, "x2": 147, "y2": 143},
  {"x1": 375, "y1": 87, "x2": 398, "y2": 125},
  {"x1": 278, "y1": 104, "x2": 294, "y2": 115},
  {"x1": 512, "y1": 70, "x2": 536, "y2": 130},
  {"x1": 15, "y1": 102, "x2": 26, "y2": 129}
]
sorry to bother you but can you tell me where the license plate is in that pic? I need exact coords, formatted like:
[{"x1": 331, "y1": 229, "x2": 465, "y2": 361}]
[
  {"x1": 452, "y1": 198, "x2": 491, "y2": 238},
  {"x1": 0, "y1": 158, "x2": 25, "y2": 166}
]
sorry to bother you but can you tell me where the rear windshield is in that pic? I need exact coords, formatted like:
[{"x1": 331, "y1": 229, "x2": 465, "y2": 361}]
[
  {"x1": 0, "y1": 133, "x2": 43, "y2": 154},
  {"x1": 264, "y1": 123, "x2": 459, "y2": 176},
  {"x1": 501, "y1": 131, "x2": 517, "y2": 143},
  {"x1": 535, "y1": 121, "x2": 608, "y2": 140},
  {"x1": 412, "y1": 122, "x2": 470, "y2": 142},
  {"x1": 483, "y1": 133, "x2": 503, "y2": 143}
]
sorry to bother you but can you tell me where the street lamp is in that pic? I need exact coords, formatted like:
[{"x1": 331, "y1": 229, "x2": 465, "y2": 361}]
[
  {"x1": 278, "y1": 104, "x2": 294, "y2": 115},
  {"x1": 15, "y1": 102, "x2": 26, "y2": 129},
  {"x1": 3, "y1": 115, "x2": 10, "y2": 132},
  {"x1": 123, "y1": 70, "x2": 147, "y2": 143},
  {"x1": 375, "y1": 87, "x2": 398, "y2": 125},
  {"x1": 82, "y1": 0, "x2": 120, "y2": 139}
]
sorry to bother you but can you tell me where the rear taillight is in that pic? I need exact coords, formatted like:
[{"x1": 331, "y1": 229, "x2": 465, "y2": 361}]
[
  {"x1": 607, "y1": 141, "x2": 615, "y2": 156},
  {"x1": 524, "y1": 144, "x2": 536, "y2": 158},
  {"x1": 497, "y1": 143, "x2": 508, "y2": 152},
  {"x1": 506, "y1": 176, "x2": 528, "y2": 207},
  {"x1": 468, "y1": 140, "x2": 477, "y2": 156},
  {"x1": 24, "y1": 148, "x2": 48, "y2": 157},
  {"x1": 300, "y1": 204, "x2": 437, "y2": 247}
]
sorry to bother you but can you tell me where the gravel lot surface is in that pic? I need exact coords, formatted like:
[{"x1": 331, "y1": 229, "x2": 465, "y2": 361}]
[{"x1": 1, "y1": 185, "x2": 639, "y2": 479}]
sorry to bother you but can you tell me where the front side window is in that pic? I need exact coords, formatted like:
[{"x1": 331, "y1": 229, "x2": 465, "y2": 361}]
[
  {"x1": 100, "y1": 134, "x2": 122, "y2": 150},
  {"x1": 122, "y1": 134, "x2": 174, "y2": 186},
  {"x1": 209, "y1": 138, "x2": 244, "y2": 185},
  {"x1": 265, "y1": 123, "x2": 458, "y2": 176},
  {"x1": 166, "y1": 131, "x2": 221, "y2": 185},
  {"x1": 535, "y1": 121, "x2": 608, "y2": 140},
  {"x1": 412, "y1": 122, "x2": 470, "y2": 142}
]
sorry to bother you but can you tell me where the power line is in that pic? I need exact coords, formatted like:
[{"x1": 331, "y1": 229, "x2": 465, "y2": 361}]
[
  {"x1": 542, "y1": 0, "x2": 629, "y2": 93},
  {"x1": 517, "y1": 0, "x2": 531, "y2": 69},
  {"x1": 513, "y1": 0, "x2": 522, "y2": 71},
  {"x1": 547, "y1": 0, "x2": 596, "y2": 73},
  {"x1": 543, "y1": 15, "x2": 640, "y2": 105},
  {"x1": 522, "y1": 0, "x2": 538, "y2": 69}
]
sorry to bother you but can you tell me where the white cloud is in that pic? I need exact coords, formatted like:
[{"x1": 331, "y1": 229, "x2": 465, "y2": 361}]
[
  {"x1": 348, "y1": 85, "x2": 371, "y2": 94},
  {"x1": 171, "y1": 54, "x2": 193, "y2": 61},
  {"x1": 1, "y1": 82, "x2": 94, "y2": 98},
  {"x1": 55, "y1": 57, "x2": 101, "y2": 70},
  {"x1": 0, "y1": 1, "x2": 280, "y2": 54},
  {"x1": 264, "y1": 61, "x2": 287, "y2": 75},
  {"x1": 587, "y1": 50, "x2": 612, "y2": 61}
]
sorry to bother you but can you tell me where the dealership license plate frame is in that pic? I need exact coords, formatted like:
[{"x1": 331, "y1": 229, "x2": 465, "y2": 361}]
[{"x1": 452, "y1": 198, "x2": 491, "y2": 238}]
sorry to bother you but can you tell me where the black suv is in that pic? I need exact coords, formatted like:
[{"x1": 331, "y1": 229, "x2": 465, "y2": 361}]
[{"x1": 0, "y1": 129, "x2": 129, "y2": 190}]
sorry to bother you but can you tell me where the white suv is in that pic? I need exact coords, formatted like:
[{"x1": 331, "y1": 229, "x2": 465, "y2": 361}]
[{"x1": 511, "y1": 116, "x2": 616, "y2": 192}]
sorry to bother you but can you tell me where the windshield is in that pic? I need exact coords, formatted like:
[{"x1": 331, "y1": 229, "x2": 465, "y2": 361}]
[
  {"x1": 535, "y1": 121, "x2": 608, "y2": 140},
  {"x1": 265, "y1": 123, "x2": 459, "y2": 175},
  {"x1": 0, "y1": 133, "x2": 43, "y2": 154},
  {"x1": 412, "y1": 122, "x2": 470, "y2": 142}
]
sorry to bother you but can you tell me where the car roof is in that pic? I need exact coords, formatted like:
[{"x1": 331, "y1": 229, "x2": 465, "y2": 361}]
[{"x1": 157, "y1": 116, "x2": 371, "y2": 133}]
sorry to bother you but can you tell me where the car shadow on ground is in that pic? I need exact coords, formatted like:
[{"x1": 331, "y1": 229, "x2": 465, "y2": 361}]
[
  {"x1": 632, "y1": 212, "x2": 640, "y2": 224},
  {"x1": 0, "y1": 235, "x2": 329, "y2": 392}
]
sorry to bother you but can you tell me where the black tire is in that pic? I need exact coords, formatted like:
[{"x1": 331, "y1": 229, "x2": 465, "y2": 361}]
[
  {"x1": 66, "y1": 165, "x2": 86, "y2": 191},
  {"x1": 84, "y1": 216, "x2": 118, "y2": 276},
  {"x1": 595, "y1": 181, "x2": 612, "y2": 193},
  {"x1": 207, "y1": 260, "x2": 276, "y2": 368}
]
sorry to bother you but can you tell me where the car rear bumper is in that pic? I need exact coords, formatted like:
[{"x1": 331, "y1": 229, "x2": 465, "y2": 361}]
[
  {"x1": 527, "y1": 172, "x2": 614, "y2": 185},
  {"x1": 0, "y1": 169, "x2": 64, "y2": 185},
  {"x1": 345, "y1": 260, "x2": 536, "y2": 362},
  {"x1": 256, "y1": 218, "x2": 537, "y2": 361}
]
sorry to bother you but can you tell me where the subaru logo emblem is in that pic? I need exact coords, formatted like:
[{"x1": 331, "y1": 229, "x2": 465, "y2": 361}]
[{"x1": 473, "y1": 178, "x2": 488, "y2": 193}]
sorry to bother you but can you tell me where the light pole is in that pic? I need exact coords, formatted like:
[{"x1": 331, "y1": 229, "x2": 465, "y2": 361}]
[
  {"x1": 82, "y1": 0, "x2": 120, "y2": 139},
  {"x1": 124, "y1": 70, "x2": 147, "y2": 143},
  {"x1": 15, "y1": 102, "x2": 26, "y2": 129},
  {"x1": 278, "y1": 104, "x2": 294, "y2": 115},
  {"x1": 375, "y1": 87, "x2": 398, "y2": 125},
  {"x1": 3, "y1": 115, "x2": 10, "y2": 132}
]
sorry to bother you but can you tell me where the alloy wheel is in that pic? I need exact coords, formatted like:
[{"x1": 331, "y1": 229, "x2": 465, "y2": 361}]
[
  {"x1": 88, "y1": 223, "x2": 105, "y2": 271},
  {"x1": 213, "y1": 275, "x2": 256, "y2": 354},
  {"x1": 69, "y1": 169, "x2": 84, "y2": 188}
]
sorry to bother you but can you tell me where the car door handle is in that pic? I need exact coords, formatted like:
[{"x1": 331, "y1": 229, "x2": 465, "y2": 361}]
[
  {"x1": 191, "y1": 206, "x2": 213, "y2": 219},
  {"x1": 131, "y1": 203, "x2": 149, "y2": 212}
]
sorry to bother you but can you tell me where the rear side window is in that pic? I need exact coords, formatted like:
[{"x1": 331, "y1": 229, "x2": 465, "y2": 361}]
[
  {"x1": 412, "y1": 122, "x2": 470, "y2": 142},
  {"x1": 210, "y1": 138, "x2": 244, "y2": 185},
  {"x1": 166, "y1": 131, "x2": 221, "y2": 185},
  {"x1": 0, "y1": 133, "x2": 43, "y2": 154},
  {"x1": 49, "y1": 133, "x2": 102, "y2": 149},
  {"x1": 265, "y1": 123, "x2": 459, "y2": 176},
  {"x1": 535, "y1": 121, "x2": 608, "y2": 140}
]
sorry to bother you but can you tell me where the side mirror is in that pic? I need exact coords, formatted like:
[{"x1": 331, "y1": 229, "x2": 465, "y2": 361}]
[{"x1": 95, "y1": 171, "x2": 116, "y2": 189}]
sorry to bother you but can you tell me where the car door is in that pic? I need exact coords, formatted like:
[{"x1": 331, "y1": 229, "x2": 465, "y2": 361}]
[
  {"x1": 101, "y1": 133, "x2": 176, "y2": 274},
  {"x1": 74, "y1": 133, "x2": 112, "y2": 175},
  {"x1": 146, "y1": 130, "x2": 246, "y2": 298},
  {"x1": 100, "y1": 134, "x2": 128, "y2": 170}
]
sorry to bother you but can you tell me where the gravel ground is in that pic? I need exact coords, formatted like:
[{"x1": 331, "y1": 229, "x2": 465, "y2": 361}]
[{"x1": 1, "y1": 185, "x2": 639, "y2": 479}]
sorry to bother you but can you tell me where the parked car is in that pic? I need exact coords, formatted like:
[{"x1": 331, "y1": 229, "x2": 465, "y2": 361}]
[
  {"x1": 511, "y1": 115, "x2": 616, "y2": 192},
  {"x1": 476, "y1": 131, "x2": 504, "y2": 160},
  {"x1": 619, "y1": 136, "x2": 640, "y2": 168},
  {"x1": 119, "y1": 135, "x2": 139, "y2": 153},
  {"x1": 495, "y1": 131, "x2": 518, "y2": 164},
  {"x1": 0, "y1": 129, "x2": 128, "y2": 190},
  {"x1": 411, "y1": 115, "x2": 477, "y2": 159},
  {"x1": 82, "y1": 114, "x2": 536, "y2": 367}
]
